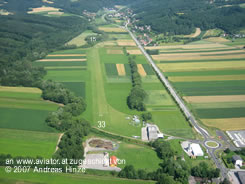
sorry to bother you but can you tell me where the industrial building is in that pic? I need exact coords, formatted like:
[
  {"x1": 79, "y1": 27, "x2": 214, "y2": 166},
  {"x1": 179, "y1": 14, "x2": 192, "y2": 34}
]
[{"x1": 188, "y1": 143, "x2": 204, "y2": 157}]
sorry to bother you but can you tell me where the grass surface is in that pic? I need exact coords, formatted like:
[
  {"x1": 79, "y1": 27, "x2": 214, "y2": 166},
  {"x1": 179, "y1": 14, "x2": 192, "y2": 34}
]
[
  {"x1": 104, "y1": 63, "x2": 118, "y2": 76},
  {"x1": 111, "y1": 142, "x2": 161, "y2": 171},
  {"x1": 0, "y1": 108, "x2": 55, "y2": 132},
  {"x1": 66, "y1": 30, "x2": 97, "y2": 46},
  {"x1": 0, "y1": 87, "x2": 58, "y2": 132},
  {"x1": 44, "y1": 70, "x2": 85, "y2": 82},
  {"x1": 166, "y1": 70, "x2": 245, "y2": 77},
  {"x1": 173, "y1": 80, "x2": 245, "y2": 96},
  {"x1": 195, "y1": 107, "x2": 245, "y2": 118},
  {"x1": 62, "y1": 82, "x2": 86, "y2": 98},
  {"x1": 0, "y1": 129, "x2": 59, "y2": 157},
  {"x1": 0, "y1": 168, "x2": 153, "y2": 184}
]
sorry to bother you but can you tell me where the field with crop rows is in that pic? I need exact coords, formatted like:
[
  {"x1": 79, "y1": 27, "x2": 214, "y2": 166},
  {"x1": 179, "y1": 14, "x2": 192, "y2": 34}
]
[
  {"x1": 0, "y1": 86, "x2": 60, "y2": 157},
  {"x1": 148, "y1": 39, "x2": 245, "y2": 130}
]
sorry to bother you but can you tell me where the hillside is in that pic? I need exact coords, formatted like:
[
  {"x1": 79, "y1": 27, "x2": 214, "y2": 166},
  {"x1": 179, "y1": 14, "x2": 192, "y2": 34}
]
[{"x1": 130, "y1": 0, "x2": 245, "y2": 34}]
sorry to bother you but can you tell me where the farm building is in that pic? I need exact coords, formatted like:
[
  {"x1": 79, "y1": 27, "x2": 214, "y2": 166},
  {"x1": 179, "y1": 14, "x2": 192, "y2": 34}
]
[
  {"x1": 232, "y1": 155, "x2": 243, "y2": 167},
  {"x1": 147, "y1": 125, "x2": 158, "y2": 141},
  {"x1": 188, "y1": 143, "x2": 204, "y2": 157}
]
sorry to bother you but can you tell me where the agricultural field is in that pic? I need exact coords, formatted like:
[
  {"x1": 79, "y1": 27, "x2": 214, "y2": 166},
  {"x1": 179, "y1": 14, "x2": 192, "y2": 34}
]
[
  {"x1": 27, "y1": 6, "x2": 68, "y2": 16},
  {"x1": 66, "y1": 30, "x2": 97, "y2": 47},
  {"x1": 98, "y1": 27, "x2": 127, "y2": 33},
  {"x1": 148, "y1": 39, "x2": 245, "y2": 131},
  {"x1": 113, "y1": 143, "x2": 162, "y2": 171},
  {"x1": 0, "y1": 86, "x2": 58, "y2": 132},
  {"x1": 0, "y1": 129, "x2": 60, "y2": 158},
  {"x1": 34, "y1": 49, "x2": 88, "y2": 95},
  {"x1": 0, "y1": 86, "x2": 60, "y2": 158}
]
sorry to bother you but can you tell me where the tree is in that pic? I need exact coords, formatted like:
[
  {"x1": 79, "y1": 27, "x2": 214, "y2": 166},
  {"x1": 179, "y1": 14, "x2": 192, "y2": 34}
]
[
  {"x1": 157, "y1": 173, "x2": 176, "y2": 184},
  {"x1": 141, "y1": 112, "x2": 152, "y2": 121},
  {"x1": 118, "y1": 165, "x2": 137, "y2": 179}
]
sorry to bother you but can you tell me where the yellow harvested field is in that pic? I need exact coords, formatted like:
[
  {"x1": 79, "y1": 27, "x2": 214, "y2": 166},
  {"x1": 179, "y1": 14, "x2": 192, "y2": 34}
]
[
  {"x1": 152, "y1": 53, "x2": 245, "y2": 61},
  {"x1": 43, "y1": 0, "x2": 54, "y2": 4},
  {"x1": 137, "y1": 64, "x2": 147, "y2": 77},
  {"x1": 0, "y1": 86, "x2": 41, "y2": 94},
  {"x1": 183, "y1": 95, "x2": 245, "y2": 103},
  {"x1": 103, "y1": 41, "x2": 117, "y2": 46},
  {"x1": 98, "y1": 27, "x2": 127, "y2": 33},
  {"x1": 158, "y1": 50, "x2": 244, "y2": 57},
  {"x1": 107, "y1": 49, "x2": 123, "y2": 54},
  {"x1": 28, "y1": 6, "x2": 60, "y2": 13},
  {"x1": 115, "y1": 20, "x2": 122, "y2": 23},
  {"x1": 37, "y1": 59, "x2": 86, "y2": 62},
  {"x1": 44, "y1": 66, "x2": 86, "y2": 70},
  {"x1": 127, "y1": 50, "x2": 142, "y2": 55},
  {"x1": 169, "y1": 74, "x2": 245, "y2": 82},
  {"x1": 117, "y1": 40, "x2": 136, "y2": 46},
  {"x1": 116, "y1": 64, "x2": 126, "y2": 76},
  {"x1": 160, "y1": 48, "x2": 235, "y2": 53},
  {"x1": 145, "y1": 43, "x2": 227, "y2": 50},
  {"x1": 157, "y1": 61, "x2": 245, "y2": 72},
  {"x1": 47, "y1": 54, "x2": 85, "y2": 57},
  {"x1": 204, "y1": 37, "x2": 230, "y2": 43},
  {"x1": 48, "y1": 11, "x2": 64, "y2": 15},
  {"x1": 202, "y1": 118, "x2": 245, "y2": 130},
  {"x1": 184, "y1": 28, "x2": 201, "y2": 38}
]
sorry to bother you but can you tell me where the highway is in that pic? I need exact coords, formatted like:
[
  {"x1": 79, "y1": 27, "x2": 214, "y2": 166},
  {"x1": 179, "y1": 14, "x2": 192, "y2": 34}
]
[{"x1": 124, "y1": 24, "x2": 228, "y2": 179}]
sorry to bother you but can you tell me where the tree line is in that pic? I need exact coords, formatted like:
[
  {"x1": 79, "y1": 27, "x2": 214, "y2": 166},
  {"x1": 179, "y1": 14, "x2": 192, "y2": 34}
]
[{"x1": 127, "y1": 56, "x2": 147, "y2": 111}]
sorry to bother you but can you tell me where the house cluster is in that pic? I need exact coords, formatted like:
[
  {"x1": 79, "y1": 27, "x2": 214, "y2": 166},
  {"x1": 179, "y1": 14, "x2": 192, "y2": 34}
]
[
  {"x1": 138, "y1": 34, "x2": 153, "y2": 46},
  {"x1": 223, "y1": 33, "x2": 245, "y2": 38},
  {"x1": 107, "y1": 12, "x2": 125, "y2": 19},
  {"x1": 83, "y1": 10, "x2": 96, "y2": 21}
]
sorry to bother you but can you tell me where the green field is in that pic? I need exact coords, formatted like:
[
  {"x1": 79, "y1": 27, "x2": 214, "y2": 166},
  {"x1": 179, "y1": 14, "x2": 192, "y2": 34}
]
[
  {"x1": 145, "y1": 90, "x2": 175, "y2": 107},
  {"x1": 109, "y1": 142, "x2": 161, "y2": 171},
  {"x1": 0, "y1": 108, "x2": 55, "y2": 132},
  {"x1": 173, "y1": 80, "x2": 245, "y2": 96},
  {"x1": 142, "y1": 64, "x2": 155, "y2": 75},
  {"x1": 62, "y1": 82, "x2": 86, "y2": 98},
  {"x1": 0, "y1": 129, "x2": 59, "y2": 157},
  {"x1": 166, "y1": 69, "x2": 245, "y2": 77},
  {"x1": 152, "y1": 111, "x2": 194, "y2": 138},
  {"x1": 104, "y1": 63, "x2": 118, "y2": 76},
  {"x1": 34, "y1": 61, "x2": 86, "y2": 67},
  {"x1": 0, "y1": 87, "x2": 58, "y2": 132},
  {"x1": 195, "y1": 107, "x2": 245, "y2": 118},
  {"x1": 0, "y1": 168, "x2": 153, "y2": 184},
  {"x1": 66, "y1": 30, "x2": 97, "y2": 46},
  {"x1": 44, "y1": 70, "x2": 85, "y2": 82}
]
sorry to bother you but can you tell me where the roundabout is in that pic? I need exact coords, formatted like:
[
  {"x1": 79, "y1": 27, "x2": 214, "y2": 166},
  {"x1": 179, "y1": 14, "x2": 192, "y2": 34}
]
[{"x1": 205, "y1": 141, "x2": 220, "y2": 149}]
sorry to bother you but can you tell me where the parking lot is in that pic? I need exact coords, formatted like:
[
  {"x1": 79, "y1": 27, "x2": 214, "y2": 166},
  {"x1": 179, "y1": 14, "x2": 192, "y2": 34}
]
[{"x1": 227, "y1": 130, "x2": 245, "y2": 148}]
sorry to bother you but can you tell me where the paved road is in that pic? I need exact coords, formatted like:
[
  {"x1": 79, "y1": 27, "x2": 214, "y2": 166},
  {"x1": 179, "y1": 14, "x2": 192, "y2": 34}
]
[{"x1": 124, "y1": 24, "x2": 228, "y2": 179}]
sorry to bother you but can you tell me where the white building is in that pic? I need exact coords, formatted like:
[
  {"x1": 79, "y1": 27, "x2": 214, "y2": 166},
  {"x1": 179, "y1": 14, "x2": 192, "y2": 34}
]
[
  {"x1": 188, "y1": 143, "x2": 204, "y2": 157},
  {"x1": 232, "y1": 155, "x2": 243, "y2": 167}
]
